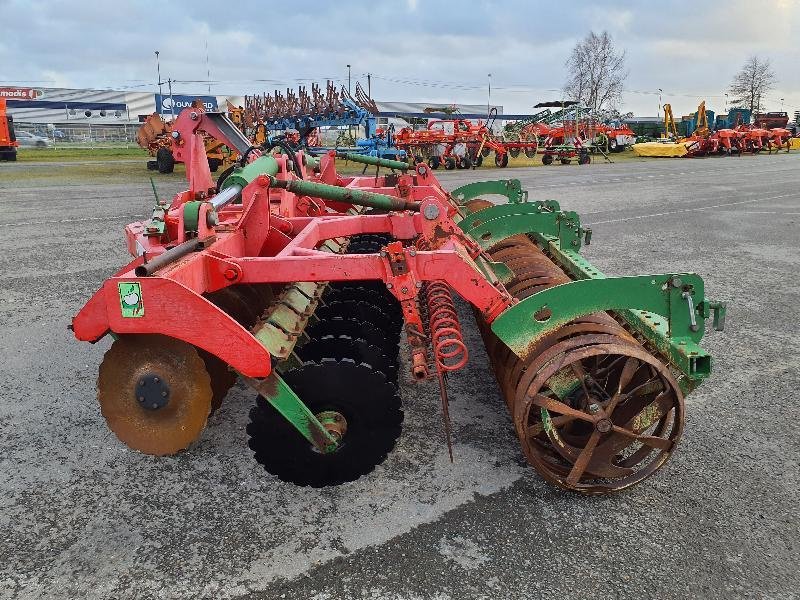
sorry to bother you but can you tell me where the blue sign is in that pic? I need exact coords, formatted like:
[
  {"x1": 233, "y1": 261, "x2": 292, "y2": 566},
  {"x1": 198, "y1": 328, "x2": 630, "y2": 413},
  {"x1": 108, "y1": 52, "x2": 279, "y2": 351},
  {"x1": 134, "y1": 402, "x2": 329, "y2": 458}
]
[{"x1": 155, "y1": 94, "x2": 217, "y2": 115}]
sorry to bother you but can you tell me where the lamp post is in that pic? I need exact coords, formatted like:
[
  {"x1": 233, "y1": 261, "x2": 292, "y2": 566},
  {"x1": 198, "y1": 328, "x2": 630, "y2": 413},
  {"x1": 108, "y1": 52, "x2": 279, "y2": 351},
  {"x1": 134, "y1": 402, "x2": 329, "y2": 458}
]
[
  {"x1": 781, "y1": 98, "x2": 785, "y2": 112},
  {"x1": 725, "y1": 93, "x2": 729, "y2": 112},
  {"x1": 155, "y1": 51, "x2": 162, "y2": 99},
  {"x1": 347, "y1": 64, "x2": 351, "y2": 95}
]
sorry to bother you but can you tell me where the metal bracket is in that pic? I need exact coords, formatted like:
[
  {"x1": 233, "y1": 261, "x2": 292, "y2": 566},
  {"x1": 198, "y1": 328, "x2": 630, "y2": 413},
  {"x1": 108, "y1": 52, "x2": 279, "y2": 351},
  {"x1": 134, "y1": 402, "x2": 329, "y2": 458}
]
[
  {"x1": 490, "y1": 273, "x2": 713, "y2": 380},
  {"x1": 460, "y1": 202, "x2": 583, "y2": 251},
  {"x1": 242, "y1": 374, "x2": 339, "y2": 453},
  {"x1": 450, "y1": 179, "x2": 526, "y2": 207}
]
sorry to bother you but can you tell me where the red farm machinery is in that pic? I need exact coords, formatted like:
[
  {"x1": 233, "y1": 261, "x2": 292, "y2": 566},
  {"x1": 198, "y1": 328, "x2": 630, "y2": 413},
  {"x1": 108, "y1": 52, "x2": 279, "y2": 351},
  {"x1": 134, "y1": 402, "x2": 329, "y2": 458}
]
[
  {"x1": 394, "y1": 114, "x2": 513, "y2": 169},
  {"x1": 72, "y1": 106, "x2": 727, "y2": 494}
]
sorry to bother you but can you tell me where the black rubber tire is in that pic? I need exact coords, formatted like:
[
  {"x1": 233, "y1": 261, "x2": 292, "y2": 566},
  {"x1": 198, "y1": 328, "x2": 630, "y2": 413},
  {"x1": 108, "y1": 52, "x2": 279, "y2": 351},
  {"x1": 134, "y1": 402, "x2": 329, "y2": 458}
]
[
  {"x1": 156, "y1": 148, "x2": 175, "y2": 174},
  {"x1": 494, "y1": 152, "x2": 509, "y2": 167},
  {"x1": 444, "y1": 157, "x2": 456, "y2": 170},
  {"x1": 458, "y1": 156, "x2": 472, "y2": 169},
  {"x1": 472, "y1": 154, "x2": 483, "y2": 167},
  {"x1": 509, "y1": 147, "x2": 521, "y2": 158},
  {"x1": 428, "y1": 156, "x2": 441, "y2": 169},
  {"x1": 542, "y1": 154, "x2": 554, "y2": 165},
  {"x1": 560, "y1": 158, "x2": 571, "y2": 165},
  {"x1": 608, "y1": 138, "x2": 619, "y2": 152},
  {"x1": 247, "y1": 358, "x2": 403, "y2": 487},
  {"x1": 579, "y1": 153, "x2": 591, "y2": 165}
]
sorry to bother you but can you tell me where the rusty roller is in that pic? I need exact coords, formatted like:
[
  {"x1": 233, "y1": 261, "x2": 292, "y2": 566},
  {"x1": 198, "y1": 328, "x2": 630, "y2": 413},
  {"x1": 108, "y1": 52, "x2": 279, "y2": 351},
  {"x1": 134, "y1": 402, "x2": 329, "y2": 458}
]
[{"x1": 466, "y1": 200, "x2": 684, "y2": 495}]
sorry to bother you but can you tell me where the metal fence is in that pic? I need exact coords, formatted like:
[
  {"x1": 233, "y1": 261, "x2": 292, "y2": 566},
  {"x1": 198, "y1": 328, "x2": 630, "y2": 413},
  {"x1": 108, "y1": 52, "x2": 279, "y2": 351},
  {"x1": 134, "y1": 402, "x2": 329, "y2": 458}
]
[{"x1": 13, "y1": 122, "x2": 138, "y2": 148}]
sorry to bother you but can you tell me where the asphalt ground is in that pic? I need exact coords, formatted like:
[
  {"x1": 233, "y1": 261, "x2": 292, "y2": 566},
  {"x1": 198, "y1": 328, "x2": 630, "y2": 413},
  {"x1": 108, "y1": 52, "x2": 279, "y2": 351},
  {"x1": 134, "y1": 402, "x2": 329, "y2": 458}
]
[{"x1": 0, "y1": 153, "x2": 798, "y2": 599}]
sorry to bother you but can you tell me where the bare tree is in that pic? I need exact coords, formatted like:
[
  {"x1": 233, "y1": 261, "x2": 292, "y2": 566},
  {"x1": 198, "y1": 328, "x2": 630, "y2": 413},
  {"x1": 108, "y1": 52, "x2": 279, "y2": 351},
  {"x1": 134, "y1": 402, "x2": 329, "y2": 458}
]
[
  {"x1": 729, "y1": 56, "x2": 776, "y2": 115},
  {"x1": 564, "y1": 31, "x2": 627, "y2": 112}
]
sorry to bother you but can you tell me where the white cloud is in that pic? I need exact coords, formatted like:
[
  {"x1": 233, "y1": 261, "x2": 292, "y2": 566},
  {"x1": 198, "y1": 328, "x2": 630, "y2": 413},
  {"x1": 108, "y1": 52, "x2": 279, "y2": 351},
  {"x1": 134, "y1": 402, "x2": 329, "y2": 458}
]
[{"x1": 2, "y1": 0, "x2": 799, "y2": 116}]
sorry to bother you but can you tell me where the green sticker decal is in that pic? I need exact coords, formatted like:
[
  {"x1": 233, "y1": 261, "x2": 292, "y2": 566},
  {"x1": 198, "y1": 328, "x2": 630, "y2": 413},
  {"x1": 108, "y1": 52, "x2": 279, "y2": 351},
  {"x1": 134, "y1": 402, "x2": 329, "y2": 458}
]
[{"x1": 118, "y1": 282, "x2": 144, "y2": 318}]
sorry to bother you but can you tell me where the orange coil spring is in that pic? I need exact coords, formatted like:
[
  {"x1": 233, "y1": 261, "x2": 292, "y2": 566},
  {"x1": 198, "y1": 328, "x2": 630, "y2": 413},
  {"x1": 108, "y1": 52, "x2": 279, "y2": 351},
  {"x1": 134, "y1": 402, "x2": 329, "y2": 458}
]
[{"x1": 425, "y1": 281, "x2": 468, "y2": 372}]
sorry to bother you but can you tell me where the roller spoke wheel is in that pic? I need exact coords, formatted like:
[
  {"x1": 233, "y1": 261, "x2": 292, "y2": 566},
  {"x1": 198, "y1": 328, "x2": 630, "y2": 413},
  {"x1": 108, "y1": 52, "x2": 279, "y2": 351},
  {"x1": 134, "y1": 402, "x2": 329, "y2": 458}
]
[
  {"x1": 97, "y1": 334, "x2": 212, "y2": 455},
  {"x1": 514, "y1": 343, "x2": 684, "y2": 494},
  {"x1": 247, "y1": 358, "x2": 403, "y2": 487}
]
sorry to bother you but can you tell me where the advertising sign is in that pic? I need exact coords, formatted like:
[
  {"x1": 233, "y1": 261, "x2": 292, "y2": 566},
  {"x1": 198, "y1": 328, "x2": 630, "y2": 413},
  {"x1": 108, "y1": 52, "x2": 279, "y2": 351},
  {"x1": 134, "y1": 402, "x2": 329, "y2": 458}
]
[
  {"x1": 0, "y1": 87, "x2": 44, "y2": 100},
  {"x1": 155, "y1": 93, "x2": 217, "y2": 115}
]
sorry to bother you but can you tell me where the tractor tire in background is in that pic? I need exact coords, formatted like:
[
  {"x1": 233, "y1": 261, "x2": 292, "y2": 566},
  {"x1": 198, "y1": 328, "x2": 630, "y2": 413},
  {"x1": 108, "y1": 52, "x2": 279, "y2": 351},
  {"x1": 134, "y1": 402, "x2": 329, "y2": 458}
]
[
  {"x1": 156, "y1": 148, "x2": 175, "y2": 174},
  {"x1": 444, "y1": 156, "x2": 456, "y2": 170},
  {"x1": 542, "y1": 154, "x2": 554, "y2": 165},
  {"x1": 608, "y1": 137, "x2": 619, "y2": 152},
  {"x1": 458, "y1": 156, "x2": 472, "y2": 169},
  {"x1": 428, "y1": 156, "x2": 441, "y2": 169},
  {"x1": 560, "y1": 158, "x2": 571, "y2": 165},
  {"x1": 579, "y1": 152, "x2": 591, "y2": 165},
  {"x1": 494, "y1": 152, "x2": 509, "y2": 168}
]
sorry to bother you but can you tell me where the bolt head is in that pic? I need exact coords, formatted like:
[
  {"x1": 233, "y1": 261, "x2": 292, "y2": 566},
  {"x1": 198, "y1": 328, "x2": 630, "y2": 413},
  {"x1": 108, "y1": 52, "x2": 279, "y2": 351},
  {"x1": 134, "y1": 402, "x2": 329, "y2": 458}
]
[
  {"x1": 423, "y1": 204, "x2": 440, "y2": 220},
  {"x1": 596, "y1": 418, "x2": 612, "y2": 433},
  {"x1": 190, "y1": 112, "x2": 198, "y2": 121},
  {"x1": 171, "y1": 131, "x2": 179, "y2": 139},
  {"x1": 670, "y1": 276, "x2": 683, "y2": 288}
]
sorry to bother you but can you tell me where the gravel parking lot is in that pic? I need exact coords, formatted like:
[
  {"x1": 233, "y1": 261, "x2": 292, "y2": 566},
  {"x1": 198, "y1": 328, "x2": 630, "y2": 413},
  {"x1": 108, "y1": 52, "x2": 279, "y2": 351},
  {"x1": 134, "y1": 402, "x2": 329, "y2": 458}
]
[{"x1": 1, "y1": 154, "x2": 798, "y2": 599}]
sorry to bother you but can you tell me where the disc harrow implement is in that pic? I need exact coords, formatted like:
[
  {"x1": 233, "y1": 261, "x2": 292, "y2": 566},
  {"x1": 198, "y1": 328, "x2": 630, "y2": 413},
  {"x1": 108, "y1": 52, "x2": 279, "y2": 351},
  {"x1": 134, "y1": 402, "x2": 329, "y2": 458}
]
[{"x1": 72, "y1": 106, "x2": 727, "y2": 494}]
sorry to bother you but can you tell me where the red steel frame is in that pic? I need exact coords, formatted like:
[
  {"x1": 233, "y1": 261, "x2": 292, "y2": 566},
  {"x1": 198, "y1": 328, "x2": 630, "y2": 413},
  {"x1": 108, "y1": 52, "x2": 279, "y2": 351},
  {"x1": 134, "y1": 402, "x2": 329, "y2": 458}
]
[{"x1": 73, "y1": 109, "x2": 514, "y2": 380}]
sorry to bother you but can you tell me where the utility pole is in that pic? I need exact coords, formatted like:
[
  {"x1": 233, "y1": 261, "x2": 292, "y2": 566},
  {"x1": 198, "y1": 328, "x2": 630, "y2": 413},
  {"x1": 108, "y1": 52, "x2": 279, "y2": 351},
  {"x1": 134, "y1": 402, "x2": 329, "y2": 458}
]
[
  {"x1": 205, "y1": 39, "x2": 211, "y2": 95},
  {"x1": 657, "y1": 88, "x2": 663, "y2": 119},
  {"x1": 367, "y1": 73, "x2": 371, "y2": 99},
  {"x1": 168, "y1": 78, "x2": 175, "y2": 121},
  {"x1": 347, "y1": 64, "x2": 351, "y2": 95},
  {"x1": 487, "y1": 73, "x2": 492, "y2": 118}
]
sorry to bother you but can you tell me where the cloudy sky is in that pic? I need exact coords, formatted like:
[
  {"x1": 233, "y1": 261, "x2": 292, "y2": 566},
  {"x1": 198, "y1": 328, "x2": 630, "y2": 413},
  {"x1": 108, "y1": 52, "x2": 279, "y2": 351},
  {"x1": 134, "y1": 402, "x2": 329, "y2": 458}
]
[{"x1": 1, "y1": 0, "x2": 798, "y2": 117}]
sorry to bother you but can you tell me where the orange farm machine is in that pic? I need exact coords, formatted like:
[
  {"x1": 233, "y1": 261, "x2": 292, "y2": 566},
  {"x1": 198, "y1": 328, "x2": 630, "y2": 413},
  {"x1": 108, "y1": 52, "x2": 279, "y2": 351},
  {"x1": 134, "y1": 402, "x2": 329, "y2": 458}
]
[
  {"x1": 0, "y1": 98, "x2": 19, "y2": 161},
  {"x1": 136, "y1": 101, "x2": 244, "y2": 173},
  {"x1": 71, "y1": 105, "x2": 727, "y2": 494}
]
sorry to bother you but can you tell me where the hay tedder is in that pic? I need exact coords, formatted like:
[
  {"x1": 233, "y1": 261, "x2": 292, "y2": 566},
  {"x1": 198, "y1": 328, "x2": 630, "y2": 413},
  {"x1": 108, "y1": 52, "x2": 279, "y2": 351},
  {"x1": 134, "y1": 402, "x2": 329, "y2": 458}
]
[{"x1": 72, "y1": 106, "x2": 727, "y2": 494}]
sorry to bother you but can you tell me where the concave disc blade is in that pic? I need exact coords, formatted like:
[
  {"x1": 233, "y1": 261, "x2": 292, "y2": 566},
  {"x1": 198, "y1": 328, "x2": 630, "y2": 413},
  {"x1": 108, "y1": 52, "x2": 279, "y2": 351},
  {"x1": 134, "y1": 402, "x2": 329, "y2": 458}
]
[{"x1": 97, "y1": 334, "x2": 212, "y2": 456}]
